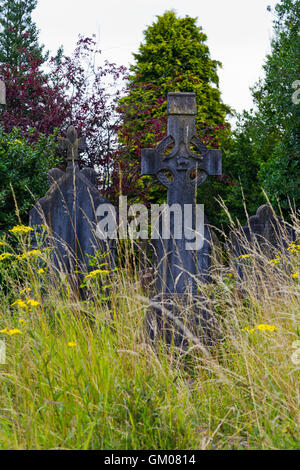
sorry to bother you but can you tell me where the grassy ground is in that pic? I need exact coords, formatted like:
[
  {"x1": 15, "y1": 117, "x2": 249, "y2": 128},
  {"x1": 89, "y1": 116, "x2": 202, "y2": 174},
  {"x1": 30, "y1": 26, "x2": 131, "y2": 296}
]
[{"x1": 0, "y1": 215, "x2": 299, "y2": 450}]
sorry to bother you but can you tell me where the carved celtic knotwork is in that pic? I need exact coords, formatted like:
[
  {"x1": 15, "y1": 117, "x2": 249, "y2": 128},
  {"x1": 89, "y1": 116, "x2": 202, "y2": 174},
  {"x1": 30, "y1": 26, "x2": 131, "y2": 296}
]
[
  {"x1": 156, "y1": 135, "x2": 175, "y2": 157},
  {"x1": 141, "y1": 93, "x2": 222, "y2": 191},
  {"x1": 157, "y1": 168, "x2": 175, "y2": 188},
  {"x1": 186, "y1": 167, "x2": 208, "y2": 187},
  {"x1": 140, "y1": 92, "x2": 223, "y2": 296}
]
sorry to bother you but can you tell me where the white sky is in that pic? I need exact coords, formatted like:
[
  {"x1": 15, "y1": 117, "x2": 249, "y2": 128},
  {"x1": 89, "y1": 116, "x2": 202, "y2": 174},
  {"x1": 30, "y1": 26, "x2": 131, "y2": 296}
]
[{"x1": 33, "y1": 0, "x2": 278, "y2": 114}]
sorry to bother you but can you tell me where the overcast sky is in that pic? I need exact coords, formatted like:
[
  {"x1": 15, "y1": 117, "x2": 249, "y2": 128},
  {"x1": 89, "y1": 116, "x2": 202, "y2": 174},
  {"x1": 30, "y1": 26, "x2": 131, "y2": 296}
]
[{"x1": 33, "y1": 0, "x2": 278, "y2": 114}]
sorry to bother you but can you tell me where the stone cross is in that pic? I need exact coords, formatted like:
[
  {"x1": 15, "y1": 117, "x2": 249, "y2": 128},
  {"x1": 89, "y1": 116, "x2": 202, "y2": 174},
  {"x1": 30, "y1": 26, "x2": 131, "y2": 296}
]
[
  {"x1": 0, "y1": 80, "x2": 6, "y2": 105},
  {"x1": 142, "y1": 92, "x2": 221, "y2": 208},
  {"x1": 58, "y1": 125, "x2": 86, "y2": 166},
  {"x1": 142, "y1": 92, "x2": 222, "y2": 294}
]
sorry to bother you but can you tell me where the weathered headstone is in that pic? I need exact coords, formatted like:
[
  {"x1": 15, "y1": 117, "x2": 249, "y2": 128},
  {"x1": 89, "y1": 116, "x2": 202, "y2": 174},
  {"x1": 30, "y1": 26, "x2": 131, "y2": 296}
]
[
  {"x1": 230, "y1": 204, "x2": 296, "y2": 278},
  {"x1": 141, "y1": 93, "x2": 222, "y2": 345},
  {"x1": 142, "y1": 92, "x2": 221, "y2": 294},
  {"x1": 0, "y1": 80, "x2": 6, "y2": 105},
  {"x1": 29, "y1": 125, "x2": 114, "y2": 290}
]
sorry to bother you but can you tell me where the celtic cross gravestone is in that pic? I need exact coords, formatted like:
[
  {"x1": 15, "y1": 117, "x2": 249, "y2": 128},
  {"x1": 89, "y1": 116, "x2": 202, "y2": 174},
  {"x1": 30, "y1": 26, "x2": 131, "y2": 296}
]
[
  {"x1": 142, "y1": 92, "x2": 222, "y2": 294},
  {"x1": 141, "y1": 93, "x2": 222, "y2": 345}
]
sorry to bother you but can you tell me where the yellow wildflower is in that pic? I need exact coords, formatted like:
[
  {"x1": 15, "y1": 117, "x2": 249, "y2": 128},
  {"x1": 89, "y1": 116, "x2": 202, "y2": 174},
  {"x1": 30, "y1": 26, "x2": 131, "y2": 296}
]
[
  {"x1": 11, "y1": 299, "x2": 29, "y2": 309},
  {"x1": 0, "y1": 253, "x2": 14, "y2": 262},
  {"x1": 26, "y1": 299, "x2": 40, "y2": 307},
  {"x1": 238, "y1": 254, "x2": 250, "y2": 259},
  {"x1": 9, "y1": 225, "x2": 33, "y2": 234},
  {"x1": 269, "y1": 258, "x2": 280, "y2": 265},
  {"x1": 242, "y1": 327, "x2": 255, "y2": 334},
  {"x1": 19, "y1": 319, "x2": 27, "y2": 325},
  {"x1": 291, "y1": 272, "x2": 298, "y2": 279},
  {"x1": 255, "y1": 324, "x2": 277, "y2": 332},
  {"x1": 20, "y1": 287, "x2": 32, "y2": 295},
  {"x1": 7, "y1": 329, "x2": 22, "y2": 336},
  {"x1": 68, "y1": 342, "x2": 77, "y2": 348},
  {"x1": 85, "y1": 269, "x2": 111, "y2": 279},
  {"x1": 0, "y1": 328, "x2": 8, "y2": 334},
  {"x1": 38, "y1": 268, "x2": 45, "y2": 274},
  {"x1": 16, "y1": 250, "x2": 42, "y2": 260},
  {"x1": 27, "y1": 250, "x2": 42, "y2": 256},
  {"x1": 287, "y1": 243, "x2": 300, "y2": 254}
]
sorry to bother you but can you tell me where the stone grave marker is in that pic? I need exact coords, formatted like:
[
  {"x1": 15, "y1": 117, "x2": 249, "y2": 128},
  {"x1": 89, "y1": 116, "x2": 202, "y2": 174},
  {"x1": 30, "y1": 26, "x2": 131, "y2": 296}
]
[
  {"x1": 29, "y1": 125, "x2": 114, "y2": 291},
  {"x1": 230, "y1": 204, "x2": 296, "y2": 279},
  {"x1": 141, "y1": 92, "x2": 222, "y2": 345},
  {"x1": 142, "y1": 92, "x2": 222, "y2": 294}
]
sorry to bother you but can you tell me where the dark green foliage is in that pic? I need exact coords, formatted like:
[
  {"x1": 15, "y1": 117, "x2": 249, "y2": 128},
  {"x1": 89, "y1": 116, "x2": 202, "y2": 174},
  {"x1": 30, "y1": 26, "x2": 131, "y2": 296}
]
[
  {"x1": 0, "y1": 0, "x2": 46, "y2": 67},
  {"x1": 223, "y1": 0, "x2": 300, "y2": 224},
  {"x1": 129, "y1": 10, "x2": 230, "y2": 124},
  {"x1": 255, "y1": 0, "x2": 300, "y2": 211},
  {"x1": 116, "y1": 11, "x2": 231, "y2": 209},
  {"x1": 0, "y1": 128, "x2": 61, "y2": 231}
]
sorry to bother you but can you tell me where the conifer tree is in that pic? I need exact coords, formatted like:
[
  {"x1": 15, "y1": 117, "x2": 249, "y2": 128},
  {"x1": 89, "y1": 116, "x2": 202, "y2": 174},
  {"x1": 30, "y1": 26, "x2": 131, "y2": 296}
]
[
  {"x1": 0, "y1": 0, "x2": 46, "y2": 68},
  {"x1": 115, "y1": 10, "x2": 230, "y2": 210},
  {"x1": 128, "y1": 10, "x2": 228, "y2": 125}
]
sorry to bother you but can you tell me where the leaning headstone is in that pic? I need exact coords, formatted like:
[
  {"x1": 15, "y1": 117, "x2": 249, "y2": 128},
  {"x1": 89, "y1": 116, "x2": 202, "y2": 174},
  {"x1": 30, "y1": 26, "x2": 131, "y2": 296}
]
[
  {"x1": 141, "y1": 92, "x2": 222, "y2": 345},
  {"x1": 0, "y1": 80, "x2": 6, "y2": 105},
  {"x1": 230, "y1": 204, "x2": 296, "y2": 278},
  {"x1": 29, "y1": 125, "x2": 114, "y2": 291}
]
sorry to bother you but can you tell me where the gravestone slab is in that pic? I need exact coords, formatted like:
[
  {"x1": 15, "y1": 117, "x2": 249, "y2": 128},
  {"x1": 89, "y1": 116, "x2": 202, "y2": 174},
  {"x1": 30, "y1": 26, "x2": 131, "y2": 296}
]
[
  {"x1": 142, "y1": 92, "x2": 222, "y2": 294},
  {"x1": 29, "y1": 126, "x2": 114, "y2": 289},
  {"x1": 230, "y1": 204, "x2": 296, "y2": 278},
  {"x1": 145, "y1": 293, "x2": 219, "y2": 348},
  {"x1": 141, "y1": 93, "x2": 222, "y2": 345}
]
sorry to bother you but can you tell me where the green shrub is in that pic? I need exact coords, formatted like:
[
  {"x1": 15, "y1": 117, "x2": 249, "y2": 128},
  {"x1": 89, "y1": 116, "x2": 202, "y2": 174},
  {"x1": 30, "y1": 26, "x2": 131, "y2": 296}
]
[{"x1": 0, "y1": 127, "x2": 62, "y2": 232}]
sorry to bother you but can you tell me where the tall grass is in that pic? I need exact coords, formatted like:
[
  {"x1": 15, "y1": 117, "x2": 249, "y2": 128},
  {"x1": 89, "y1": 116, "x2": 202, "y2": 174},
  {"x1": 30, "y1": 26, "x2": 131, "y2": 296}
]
[{"x1": 0, "y1": 212, "x2": 299, "y2": 450}]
